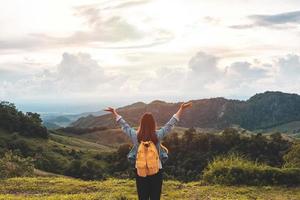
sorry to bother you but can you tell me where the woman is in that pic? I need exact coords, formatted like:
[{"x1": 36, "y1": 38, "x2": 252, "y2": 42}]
[{"x1": 104, "y1": 102, "x2": 192, "y2": 200}]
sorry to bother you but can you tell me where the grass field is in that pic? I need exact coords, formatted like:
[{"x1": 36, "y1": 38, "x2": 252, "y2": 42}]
[
  {"x1": 256, "y1": 121, "x2": 300, "y2": 138},
  {"x1": 49, "y1": 133, "x2": 113, "y2": 152},
  {"x1": 0, "y1": 177, "x2": 299, "y2": 200},
  {"x1": 56, "y1": 127, "x2": 191, "y2": 148},
  {"x1": 0, "y1": 128, "x2": 114, "y2": 153}
]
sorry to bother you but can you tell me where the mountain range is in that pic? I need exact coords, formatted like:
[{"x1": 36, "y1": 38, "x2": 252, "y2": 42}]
[
  {"x1": 71, "y1": 91, "x2": 300, "y2": 132},
  {"x1": 42, "y1": 110, "x2": 106, "y2": 128}
]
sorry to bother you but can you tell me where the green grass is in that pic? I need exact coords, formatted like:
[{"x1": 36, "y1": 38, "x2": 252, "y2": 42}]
[
  {"x1": 57, "y1": 128, "x2": 131, "y2": 148},
  {"x1": 0, "y1": 128, "x2": 114, "y2": 153},
  {"x1": 203, "y1": 154, "x2": 300, "y2": 186},
  {"x1": 0, "y1": 129, "x2": 115, "y2": 176},
  {"x1": 0, "y1": 177, "x2": 299, "y2": 200},
  {"x1": 56, "y1": 127, "x2": 192, "y2": 148},
  {"x1": 49, "y1": 133, "x2": 113, "y2": 152},
  {"x1": 258, "y1": 120, "x2": 300, "y2": 135}
]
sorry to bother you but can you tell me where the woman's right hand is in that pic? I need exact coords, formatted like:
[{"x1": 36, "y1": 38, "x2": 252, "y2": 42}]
[
  {"x1": 175, "y1": 101, "x2": 192, "y2": 120},
  {"x1": 180, "y1": 102, "x2": 192, "y2": 110}
]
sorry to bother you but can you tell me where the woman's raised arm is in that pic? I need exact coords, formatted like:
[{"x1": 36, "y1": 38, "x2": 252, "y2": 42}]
[
  {"x1": 104, "y1": 107, "x2": 138, "y2": 144},
  {"x1": 156, "y1": 102, "x2": 192, "y2": 140}
]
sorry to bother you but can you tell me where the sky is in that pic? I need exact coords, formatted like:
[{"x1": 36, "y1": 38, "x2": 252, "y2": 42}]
[{"x1": 1, "y1": 0, "x2": 300, "y2": 113}]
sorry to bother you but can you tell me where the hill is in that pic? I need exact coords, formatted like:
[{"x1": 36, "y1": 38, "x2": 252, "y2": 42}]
[
  {"x1": 0, "y1": 128, "x2": 113, "y2": 154},
  {"x1": 0, "y1": 177, "x2": 299, "y2": 200},
  {"x1": 258, "y1": 121, "x2": 300, "y2": 136},
  {"x1": 0, "y1": 128, "x2": 115, "y2": 179},
  {"x1": 58, "y1": 125, "x2": 222, "y2": 148},
  {"x1": 42, "y1": 110, "x2": 106, "y2": 129},
  {"x1": 71, "y1": 91, "x2": 300, "y2": 132}
]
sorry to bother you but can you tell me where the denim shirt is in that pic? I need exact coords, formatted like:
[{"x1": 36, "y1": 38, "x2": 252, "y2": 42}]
[{"x1": 116, "y1": 113, "x2": 179, "y2": 167}]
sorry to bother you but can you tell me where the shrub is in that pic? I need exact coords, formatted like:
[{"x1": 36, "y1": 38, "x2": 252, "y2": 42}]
[
  {"x1": 6, "y1": 138, "x2": 33, "y2": 157},
  {"x1": 65, "y1": 159, "x2": 105, "y2": 180},
  {"x1": 57, "y1": 126, "x2": 108, "y2": 135},
  {"x1": 34, "y1": 151, "x2": 70, "y2": 174},
  {"x1": 0, "y1": 151, "x2": 34, "y2": 179},
  {"x1": 203, "y1": 154, "x2": 300, "y2": 186},
  {"x1": 284, "y1": 143, "x2": 300, "y2": 168}
]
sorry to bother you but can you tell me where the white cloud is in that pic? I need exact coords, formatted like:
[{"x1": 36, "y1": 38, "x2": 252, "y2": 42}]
[
  {"x1": 277, "y1": 54, "x2": 300, "y2": 76},
  {"x1": 230, "y1": 10, "x2": 300, "y2": 29},
  {"x1": 56, "y1": 52, "x2": 108, "y2": 91},
  {"x1": 1, "y1": 0, "x2": 300, "y2": 109},
  {"x1": 1, "y1": 51, "x2": 300, "y2": 105},
  {"x1": 180, "y1": 51, "x2": 222, "y2": 93},
  {"x1": 273, "y1": 54, "x2": 300, "y2": 92},
  {"x1": 137, "y1": 66, "x2": 185, "y2": 95},
  {"x1": 134, "y1": 51, "x2": 300, "y2": 99},
  {"x1": 0, "y1": 2, "x2": 173, "y2": 52},
  {"x1": 188, "y1": 52, "x2": 220, "y2": 75},
  {"x1": 225, "y1": 61, "x2": 269, "y2": 80},
  {"x1": 0, "y1": 52, "x2": 128, "y2": 101},
  {"x1": 70, "y1": 6, "x2": 144, "y2": 42}
]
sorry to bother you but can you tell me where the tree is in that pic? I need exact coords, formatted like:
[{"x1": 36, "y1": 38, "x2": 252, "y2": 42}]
[
  {"x1": 284, "y1": 143, "x2": 300, "y2": 168},
  {"x1": 0, "y1": 101, "x2": 48, "y2": 138}
]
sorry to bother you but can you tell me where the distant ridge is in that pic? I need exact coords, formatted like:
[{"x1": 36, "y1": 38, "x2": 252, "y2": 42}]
[{"x1": 71, "y1": 91, "x2": 300, "y2": 131}]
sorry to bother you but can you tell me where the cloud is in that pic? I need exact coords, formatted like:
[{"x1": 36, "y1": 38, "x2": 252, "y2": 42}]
[
  {"x1": 66, "y1": 5, "x2": 173, "y2": 47},
  {"x1": 0, "y1": 52, "x2": 128, "y2": 101},
  {"x1": 229, "y1": 24, "x2": 256, "y2": 29},
  {"x1": 2, "y1": 51, "x2": 300, "y2": 104},
  {"x1": 273, "y1": 54, "x2": 300, "y2": 91},
  {"x1": 55, "y1": 52, "x2": 109, "y2": 91},
  {"x1": 203, "y1": 16, "x2": 221, "y2": 25},
  {"x1": 210, "y1": 61, "x2": 271, "y2": 96},
  {"x1": 138, "y1": 51, "x2": 300, "y2": 98},
  {"x1": 137, "y1": 67, "x2": 185, "y2": 96},
  {"x1": 133, "y1": 51, "x2": 271, "y2": 98},
  {"x1": 0, "y1": 35, "x2": 49, "y2": 51},
  {"x1": 250, "y1": 10, "x2": 300, "y2": 26},
  {"x1": 134, "y1": 51, "x2": 276, "y2": 99},
  {"x1": 205, "y1": 54, "x2": 300, "y2": 97},
  {"x1": 225, "y1": 61, "x2": 268, "y2": 80},
  {"x1": 277, "y1": 54, "x2": 300, "y2": 76},
  {"x1": 0, "y1": 2, "x2": 172, "y2": 51},
  {"x1": 182, "y1": 52, "x2": 222, "y2": 91},
  {"x1": 134, "y1": 52, "x2": 223, "y2": 97},
  {"x1": 230, "y1": 10, "x2": 300, "y2": 29},
  {"x1": 0, "y1": 15, "x2": 144, "y2": 50},
  {"x1": 71, "y1": 7, "x2": 143, "y2": 42},
  {"x1": 0, "y1": 68, "x2": 32, "y2": 82},
  {"x1": 97, "y1": 0, "x2": 152, "y2": 10},
  {"x1": 188, "y1": 52, "x2": 219, "y2": 74}
]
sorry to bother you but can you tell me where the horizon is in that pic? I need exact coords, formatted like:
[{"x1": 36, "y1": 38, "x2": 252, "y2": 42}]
[
  {"x1": 1, "y1": 0, "x2": 300, "y2": 114},
  {"x1": 11, "y1": 90, "x2": 298, "y2": 114}
]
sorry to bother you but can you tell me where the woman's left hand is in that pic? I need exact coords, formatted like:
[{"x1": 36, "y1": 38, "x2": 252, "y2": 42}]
[{"x1": 104, "y1": 107, "x2": 118, "y2": 116}]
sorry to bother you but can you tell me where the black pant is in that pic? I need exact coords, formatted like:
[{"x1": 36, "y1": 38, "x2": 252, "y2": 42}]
[{"x1": 134, "y1": 168, "x2": 163, "y2": 200}]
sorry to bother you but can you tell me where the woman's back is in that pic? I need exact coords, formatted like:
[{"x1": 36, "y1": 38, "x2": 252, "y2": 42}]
[{"x1": 104, "y1": 102, "x2": 192, "y2": 200}]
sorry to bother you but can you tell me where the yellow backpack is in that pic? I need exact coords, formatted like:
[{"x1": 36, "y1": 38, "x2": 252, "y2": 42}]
[{"x1": 135, "y1": 141, "x2": 160, "y2": 177}]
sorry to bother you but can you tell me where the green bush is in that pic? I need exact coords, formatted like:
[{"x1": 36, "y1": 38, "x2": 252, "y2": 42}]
[
  {"x1": 203, "y1": 154, "x2": 300, "y2": 186},
  {"x1": 65, "y1": 159, "x2": 105, "y2": 180},
  {"x1": 0, "y1": 101, "x2": 48, "y2": 138},
  {"x1": 0, "y1": 151, "x2": 34, "y2": 179},
  {"x1": 284, "y1": 143, "x2": 300, "y2": 168},
  {"x1": 34, "y1": 151, "x2": 70, "y2": 174}
]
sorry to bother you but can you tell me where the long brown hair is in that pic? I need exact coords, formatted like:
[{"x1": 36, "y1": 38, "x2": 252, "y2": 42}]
[{"x1": 137, "y1": 112, "x2": 158, "y2": 144}]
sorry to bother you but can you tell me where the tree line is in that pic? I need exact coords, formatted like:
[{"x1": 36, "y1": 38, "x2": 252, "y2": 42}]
[
  {"x1": 106, "y1": 127, "x2": 298, "y2": 182},
  {"x1": 0, "y1": 101, "x2": 48, "y2": 138}
]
